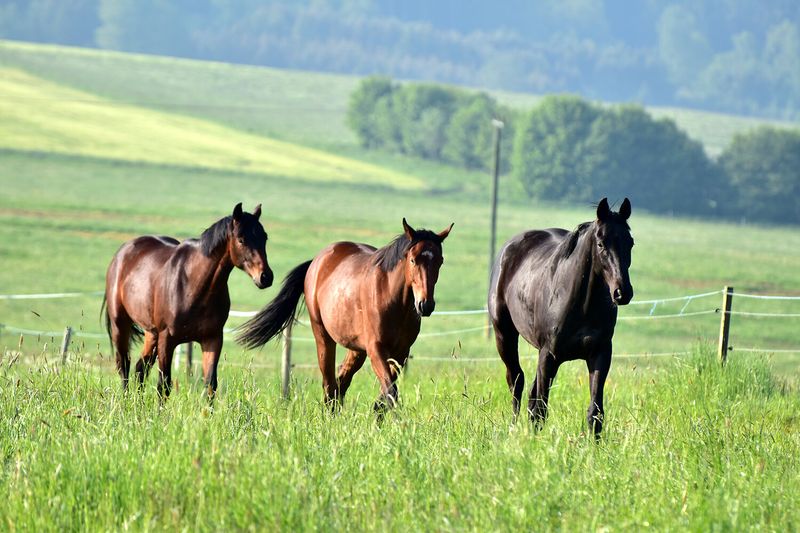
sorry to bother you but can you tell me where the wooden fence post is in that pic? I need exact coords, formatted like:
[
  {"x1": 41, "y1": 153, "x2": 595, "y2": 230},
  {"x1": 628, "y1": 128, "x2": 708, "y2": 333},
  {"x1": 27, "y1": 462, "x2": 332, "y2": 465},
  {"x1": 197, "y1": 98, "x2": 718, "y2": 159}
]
[
  {"x1": 281, "y1": 321, "x2": 292, "y2": 400},
  {"x1": 60, "y1": 326, "x2": 72, "y2": 364},
  {"x1": 718, "y1": 286, "x2": 734, "y2": 365}
]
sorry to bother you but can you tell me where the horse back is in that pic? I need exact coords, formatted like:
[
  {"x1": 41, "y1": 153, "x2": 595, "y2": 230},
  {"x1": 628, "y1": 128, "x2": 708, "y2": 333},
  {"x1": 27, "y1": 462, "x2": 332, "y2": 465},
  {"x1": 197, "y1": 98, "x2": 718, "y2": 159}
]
[
  {"x1": 305, "y1": 241, "x2": 376, "y2": 324},
  {"x1": 490, "y1": 229, "x2": 567, "y2": 302}
]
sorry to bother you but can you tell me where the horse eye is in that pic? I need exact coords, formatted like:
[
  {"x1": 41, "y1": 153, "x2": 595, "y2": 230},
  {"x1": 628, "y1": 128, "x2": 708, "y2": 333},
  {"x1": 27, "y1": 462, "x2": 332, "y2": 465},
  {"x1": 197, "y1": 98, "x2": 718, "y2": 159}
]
[
  {"x1": 237, "y1": 237, "x2": 245, "y2": 245},
  {"x1": 410, "y1": 258, "x2": 416, "y2": 265},
  {"x1": 597, "y1": 241, "x2": 604, "y2": 249}
]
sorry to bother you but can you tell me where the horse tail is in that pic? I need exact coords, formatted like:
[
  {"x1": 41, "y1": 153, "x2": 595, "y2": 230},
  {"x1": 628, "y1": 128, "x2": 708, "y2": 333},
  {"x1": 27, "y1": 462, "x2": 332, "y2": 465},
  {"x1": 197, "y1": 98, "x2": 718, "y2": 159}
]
[{"x1": 236, "y1": 260, "x2": 312, "y2": 349}]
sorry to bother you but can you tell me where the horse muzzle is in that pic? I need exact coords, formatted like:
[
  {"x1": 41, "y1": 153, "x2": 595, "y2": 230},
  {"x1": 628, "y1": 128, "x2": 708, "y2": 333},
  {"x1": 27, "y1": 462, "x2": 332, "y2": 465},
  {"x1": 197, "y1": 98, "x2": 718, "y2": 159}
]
[
  {"x1": 254, "y1": 269, "x2": 274, "y2": 289},
  {"x1": 416, "y1": 299, "x2": 435, "y2": 317},
  {"x1": 612, "y1": 285, "x2": 633, "y2": 306}
]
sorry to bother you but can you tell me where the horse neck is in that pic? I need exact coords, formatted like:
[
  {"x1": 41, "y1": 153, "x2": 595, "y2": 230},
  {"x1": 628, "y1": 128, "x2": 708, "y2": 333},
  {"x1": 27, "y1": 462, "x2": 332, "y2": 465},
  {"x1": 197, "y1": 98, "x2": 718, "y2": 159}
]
[
  {"x1": 552, "y1": 225, "x2": 601, "y2": 315},
  {"x1": 383, "y1": 259, "x2": 415, "y2": 313},
  {"x1": 194, "y1": 242, "x2": 235, "y2": 300}
]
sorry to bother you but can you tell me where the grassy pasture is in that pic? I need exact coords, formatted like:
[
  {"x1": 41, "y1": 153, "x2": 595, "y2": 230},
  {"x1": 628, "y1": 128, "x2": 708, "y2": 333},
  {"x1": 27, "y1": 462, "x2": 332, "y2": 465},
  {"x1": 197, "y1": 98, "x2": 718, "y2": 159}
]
[{"x1": 1, "y1": 40, "x2": 800, "y2": 530}]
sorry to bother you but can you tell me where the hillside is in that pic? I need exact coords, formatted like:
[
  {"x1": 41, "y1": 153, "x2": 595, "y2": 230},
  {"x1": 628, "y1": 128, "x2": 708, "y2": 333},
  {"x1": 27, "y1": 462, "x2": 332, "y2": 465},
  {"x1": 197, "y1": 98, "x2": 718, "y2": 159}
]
[
  {"x1": 2, "y1": 40, "x2": 797, "y2": 157},
  {"x1": 0, "y1": 65, "x2": 420, "y2": 189}
]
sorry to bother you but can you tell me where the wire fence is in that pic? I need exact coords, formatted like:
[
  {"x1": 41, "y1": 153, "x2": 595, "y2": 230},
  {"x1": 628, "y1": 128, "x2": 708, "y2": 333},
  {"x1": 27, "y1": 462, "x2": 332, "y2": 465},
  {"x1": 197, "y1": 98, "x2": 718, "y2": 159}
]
[{"x1": 2, "y1": 287, "x2": 799, "y2": 365}]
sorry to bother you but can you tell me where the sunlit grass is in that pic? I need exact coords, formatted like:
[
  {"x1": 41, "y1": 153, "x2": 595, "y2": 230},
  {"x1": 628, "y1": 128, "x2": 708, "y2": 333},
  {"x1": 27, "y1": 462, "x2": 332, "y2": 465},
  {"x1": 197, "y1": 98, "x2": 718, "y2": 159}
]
[{"x1": 0, "y1": 67, "x2": 422, "y2": 190}]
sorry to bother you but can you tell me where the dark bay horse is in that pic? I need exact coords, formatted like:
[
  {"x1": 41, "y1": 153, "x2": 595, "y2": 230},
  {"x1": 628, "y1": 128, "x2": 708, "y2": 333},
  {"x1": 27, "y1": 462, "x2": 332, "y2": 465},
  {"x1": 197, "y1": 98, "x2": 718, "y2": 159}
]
[
  {"x1": 103, "y1": 203, "x2": 273, "y2": 399},
  {"x1": 488, "y1": 198, "x2": 633, "y2": 437},
  {"x1": 237, "y1": 218, "x2": 453, "y2": 413}
]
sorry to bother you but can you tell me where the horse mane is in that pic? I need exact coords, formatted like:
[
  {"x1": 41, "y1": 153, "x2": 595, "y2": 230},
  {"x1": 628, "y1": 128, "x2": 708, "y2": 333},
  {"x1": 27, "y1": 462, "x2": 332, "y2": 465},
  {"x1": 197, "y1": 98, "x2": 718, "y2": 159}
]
[
  {"x1": 554, "y1": 221, "x2": 593, "y2": 262},
  {"x1": 199, "y1": 216, "x2": 232, "y2": 257},
  {"x1": 373, "y1": 229, "x2": 442, "y2": 272}
]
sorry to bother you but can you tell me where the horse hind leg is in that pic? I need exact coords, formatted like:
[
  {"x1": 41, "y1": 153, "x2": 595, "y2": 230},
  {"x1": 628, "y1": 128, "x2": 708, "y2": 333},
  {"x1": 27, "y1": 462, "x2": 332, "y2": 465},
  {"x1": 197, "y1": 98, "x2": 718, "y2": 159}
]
[
  {"x1": 109, "y1": 315, "x2": 133, "y2": 391},
  {"x1": 492, "y1": 316, "x2": 524, "y2": 419},
  {"x1": 529, "y1": 347, "x2": 560, "y2": 429},
  {"x1": 311, "y1": 323, "x2": 339, "y2": 411},
  {"x1": 135, "y1": 331, "x2": 158, "y2": 390},
  {"x1": 337, "y1": 349, "x2": 367, "y2": 405}
]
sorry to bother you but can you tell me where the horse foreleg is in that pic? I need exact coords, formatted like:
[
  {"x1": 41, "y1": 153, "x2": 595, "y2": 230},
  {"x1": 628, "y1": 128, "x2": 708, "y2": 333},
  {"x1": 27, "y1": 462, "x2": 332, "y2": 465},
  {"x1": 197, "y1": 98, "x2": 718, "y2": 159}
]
[
  {"x1": 528, "y1": 347, "x2": 560, "y2": 428},
  {"x1": 201, "y1": 336, "x2": 223, "y2": 403},
  {"x1": 492, "y1": 316, "x2": 524, "y2": 419},
  {"x1": 586, "y1": 346, "x2": 612, "y2": 439},
  {"x1": 337, "y1": 349, "x2": 367, "y2": 404},
  {"x1": 156, "y1": 333, "x2": 176, "y2": 400},
  {"x1": 135, "y1": 331, "x2": 158, "y2": 390},
  {"x1": 367, "y1": 345, "x2": 399, "y2": 419}
]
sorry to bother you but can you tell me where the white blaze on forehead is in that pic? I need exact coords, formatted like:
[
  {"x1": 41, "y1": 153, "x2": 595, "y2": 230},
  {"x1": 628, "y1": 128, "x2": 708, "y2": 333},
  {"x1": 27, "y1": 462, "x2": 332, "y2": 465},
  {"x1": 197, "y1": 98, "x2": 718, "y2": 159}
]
[{"x1": 420, "y1": 251, "x2": 435, "y2": 259}]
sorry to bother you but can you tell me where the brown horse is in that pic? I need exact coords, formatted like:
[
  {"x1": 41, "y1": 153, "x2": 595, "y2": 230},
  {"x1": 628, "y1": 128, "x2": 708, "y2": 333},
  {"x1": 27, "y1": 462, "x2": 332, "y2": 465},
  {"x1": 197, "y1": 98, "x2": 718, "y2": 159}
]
[
  {"x1": 103, "y1": 203, "x2": 273, "y2": 399},
  {"x1": 488, "y1": 198, "x2": 633, "y2": 437},
  {"x1": 237, "y1": 218, "x2": 452, "y2": 413}
]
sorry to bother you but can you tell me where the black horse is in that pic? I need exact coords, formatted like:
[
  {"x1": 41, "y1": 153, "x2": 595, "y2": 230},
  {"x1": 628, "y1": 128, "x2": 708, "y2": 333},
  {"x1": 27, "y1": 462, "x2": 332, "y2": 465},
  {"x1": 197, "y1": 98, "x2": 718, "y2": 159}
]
[{"x1": 488, "y1": 198, "x2": 633, "y2": 437}]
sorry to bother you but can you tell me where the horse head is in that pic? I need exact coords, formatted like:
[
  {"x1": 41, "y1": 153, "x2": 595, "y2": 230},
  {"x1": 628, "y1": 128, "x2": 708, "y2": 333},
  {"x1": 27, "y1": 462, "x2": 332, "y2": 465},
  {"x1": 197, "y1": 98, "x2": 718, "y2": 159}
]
[
  {"x1": 229, "y1": 203, "x2": 274, "y2": 289},
  {"x1": 593, "y1": 198, "x2": 634, "y2": 305},
  {"x1": 402, "y1": 218, "x2": 453, "y2": 317}
]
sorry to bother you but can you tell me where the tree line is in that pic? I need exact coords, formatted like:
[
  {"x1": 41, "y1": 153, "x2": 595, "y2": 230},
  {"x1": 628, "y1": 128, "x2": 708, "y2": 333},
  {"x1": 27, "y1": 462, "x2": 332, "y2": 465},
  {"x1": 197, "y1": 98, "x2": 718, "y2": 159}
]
[
  {"x1": 1, "y1": 0, "x2": 799, "y2": 121},
  {"x1": 348, "y1": 77, "x2": 800, "y2": 225}
]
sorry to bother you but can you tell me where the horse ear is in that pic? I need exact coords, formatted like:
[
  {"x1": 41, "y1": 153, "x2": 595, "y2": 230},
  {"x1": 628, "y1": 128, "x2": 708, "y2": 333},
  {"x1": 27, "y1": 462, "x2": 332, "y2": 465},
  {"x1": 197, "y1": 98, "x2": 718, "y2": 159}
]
[
  {"x1": 402, "y1": 217, "x2": 416, "y2": 240},
  {"x1": 438, "y1": 222, "x2": 454, "y2": 241},
  {"x1": 252, "y1": 204, "x2": 262, "y2": 220},
  {"x1": 232, "y1": 202, "x2": 243, "y2": 222},
  {"x1": 596, "y1": 198, "x2": 611, "y2": 222},
  {"x1": 619, "y1": 198, "x2": 631, "y2": 220}
]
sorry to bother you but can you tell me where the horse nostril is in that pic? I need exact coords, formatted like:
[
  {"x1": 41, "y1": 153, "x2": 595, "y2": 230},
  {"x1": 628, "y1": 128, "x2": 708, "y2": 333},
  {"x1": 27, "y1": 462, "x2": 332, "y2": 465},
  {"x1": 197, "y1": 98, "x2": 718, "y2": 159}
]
[{"x1": 260, "y1": 271, "x2": 273, "y2": 288}]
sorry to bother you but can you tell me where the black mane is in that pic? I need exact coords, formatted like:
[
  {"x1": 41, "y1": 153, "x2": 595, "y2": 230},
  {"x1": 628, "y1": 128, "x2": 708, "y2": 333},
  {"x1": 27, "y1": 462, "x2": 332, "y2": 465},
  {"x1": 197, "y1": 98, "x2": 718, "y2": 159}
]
[
  {"x1": 554, "y1": 221, "x2": 593, "y2": 262},
  {"x1": 373, "y1": 229, "x2": 443, "y2": 272},
  {"x1": 199, "y1": 216, "x2": 232, "y2": 256}
]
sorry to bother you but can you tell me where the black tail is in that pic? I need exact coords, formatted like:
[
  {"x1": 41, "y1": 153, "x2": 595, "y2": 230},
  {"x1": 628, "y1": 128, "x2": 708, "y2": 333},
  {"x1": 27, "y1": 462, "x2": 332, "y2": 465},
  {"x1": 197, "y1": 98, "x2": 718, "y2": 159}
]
[
  {"x1": 101, "y1": 293, "x2": 144, "y2": 356},
  {"x1": 236, "y1": 260, "x2": 312, "y2": 349}
]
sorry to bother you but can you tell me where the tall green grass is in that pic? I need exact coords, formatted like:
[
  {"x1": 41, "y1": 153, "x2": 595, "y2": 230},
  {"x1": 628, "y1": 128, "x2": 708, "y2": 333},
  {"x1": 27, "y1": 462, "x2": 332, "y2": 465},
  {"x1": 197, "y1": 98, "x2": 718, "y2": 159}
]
[{"x1": 0, "y1": 346, "x2": 798, "y2": 530}]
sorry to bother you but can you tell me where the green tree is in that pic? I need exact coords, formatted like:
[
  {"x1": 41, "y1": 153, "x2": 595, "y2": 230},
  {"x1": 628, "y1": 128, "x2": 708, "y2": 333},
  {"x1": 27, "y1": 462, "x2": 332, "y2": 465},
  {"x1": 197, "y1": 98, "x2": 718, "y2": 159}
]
[
  {"x1": 720, "y1": 127, "x2": 800, "y2": 224},
  {"x1": 392, "y1": 84, "x2": 460, "y2": 159},
  {"x1": 512, "y1": 95, "x2": 601, "y2": 200},
  {"x1": 584, "y1": 105, "x2": 727, "y2": 215},
  {"x1": 442, "y1": 93, "x2": 498, "y2": 170},
  {"x1": 346, "y1": 76, "x2": 397, "y2": 148}
]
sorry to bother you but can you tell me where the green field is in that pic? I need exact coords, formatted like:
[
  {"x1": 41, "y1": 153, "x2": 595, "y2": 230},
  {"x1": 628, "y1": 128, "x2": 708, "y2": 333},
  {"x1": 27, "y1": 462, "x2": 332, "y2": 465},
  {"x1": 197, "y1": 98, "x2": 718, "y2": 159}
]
[{"x1": 2, "y1": 40, "x2": 800, "y2": 530}]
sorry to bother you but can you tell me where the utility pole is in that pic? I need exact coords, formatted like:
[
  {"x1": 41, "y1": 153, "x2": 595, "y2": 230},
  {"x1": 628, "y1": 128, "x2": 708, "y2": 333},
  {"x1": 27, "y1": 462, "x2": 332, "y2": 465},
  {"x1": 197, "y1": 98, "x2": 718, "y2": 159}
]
[
  {"x1": 488, "y1": 119, "x2": 504, "y2": 287},
  {"x1": 487, "y1": 119, "x2": 504, "y2": 335}
]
